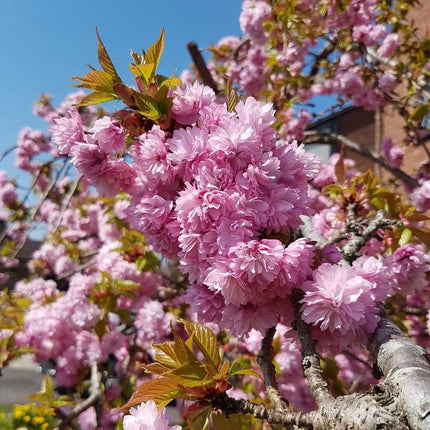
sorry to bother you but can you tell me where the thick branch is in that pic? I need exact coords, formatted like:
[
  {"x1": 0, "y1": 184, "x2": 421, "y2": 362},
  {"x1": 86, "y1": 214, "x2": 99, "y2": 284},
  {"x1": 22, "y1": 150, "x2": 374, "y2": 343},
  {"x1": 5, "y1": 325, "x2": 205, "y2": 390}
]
[
  {"x1": 187, "y1": 42, "x2": 219, "y2": 94},
  {"x1": 369, "y1": 309, "x2": 430, "y2": 430},
  {"x1": 304, "y1": 131, "x2": 419, "y2": 189}
]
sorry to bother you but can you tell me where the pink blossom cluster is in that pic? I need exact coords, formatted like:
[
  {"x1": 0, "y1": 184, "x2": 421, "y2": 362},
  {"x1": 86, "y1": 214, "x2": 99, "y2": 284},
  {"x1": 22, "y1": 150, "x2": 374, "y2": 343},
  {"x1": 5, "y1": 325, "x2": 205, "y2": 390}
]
[
  {"x1": 111, "y1": 89, "x2": 320, "y2": 337},
  {"x1": 123, "y1": 400, "x2": 182, "y2": 430},
  {"x1": 49, "y1": 107, "x2": 135, "y2": 198},
  {"x1": 300, "y1": 263, "x2": 385, "y2": 351},
  {"x1": 208, "y1": 0, "x2": 403, "y2": 114},
  {"x1": 381, "y1": 137, "x2": 404, "y2": 169},
  {"x1": 0, "y1": 170, "x2": 18, "y2": 208}
]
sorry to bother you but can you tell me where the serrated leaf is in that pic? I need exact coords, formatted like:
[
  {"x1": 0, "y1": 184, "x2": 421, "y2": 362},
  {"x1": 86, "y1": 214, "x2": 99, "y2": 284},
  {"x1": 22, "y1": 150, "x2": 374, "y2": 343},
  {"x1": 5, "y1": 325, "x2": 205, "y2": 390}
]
[
  {"x1": 410, "y1": 104, "x2": 429, "y2": 121},
  {"x1": 123, "y1": 377, "x2": 184, "y2": 410},
  {"x1": 230, "y1": 358, "x2": 261, "y2": 379},
  {"x1": 145, "y1": 28, "x2": 165, "y2": 78},
  {"x1": 168, "y1": 362, "x2": 208, "y2": 387},
  {"x1": 71, "y1": 70, "x2": 115, "y2": 92},
  {"x1": 153, "y1": 342, "x2": 181, "y2": 368},
  {"x1": 226, "y1": 77, "x2": 239, "y2": 112},
  {"x1": 172, "y1": 329, "x2": 198, "y2": 365},
  {"x1": 76, "y1": 91, "x2": 117, "y2": 107},
  {"x1": 143, "y1": 362, "x2": 172, "y2": 376},
  {"x1": 159, "y1": 75, "x2": 182, "y2": 88},
  {"x1": 133, "y1": 91, "x2": 161, "y2": 120},
  {"x1": 182, "y1": 320, "x2": 221, "y2": 369},
  {"x1": 212, "y1": 359, "x2": 229, "y2": 380},
  {"x1": 129, "y1": 63, "x2": 155, "y2": 86},
  {"x1": 96, "y1": 27, "x2": 120, "y2": 80}
]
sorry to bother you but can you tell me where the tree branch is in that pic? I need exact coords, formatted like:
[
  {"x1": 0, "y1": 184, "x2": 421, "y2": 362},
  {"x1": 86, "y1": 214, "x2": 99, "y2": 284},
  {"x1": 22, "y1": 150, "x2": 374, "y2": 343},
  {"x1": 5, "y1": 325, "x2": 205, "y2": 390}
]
[
  {"x1": 187, "y1": 42, "x2": 219, "y2": 94},
  {"x1": 56, "y1": 363, "x2": 102, "y2": 430},
  {"x1": 304, "y1": 131, "x2": 419, "y2": 188},
  {"x1": 369, "y1": 308, "x2": 430, "y2": 430},
  {"x1": 257, "y1": 326, "x2": 289, "y2": 411},
  {"x1": 342, "y1": 210, "x2": 402, "y2": 263}
]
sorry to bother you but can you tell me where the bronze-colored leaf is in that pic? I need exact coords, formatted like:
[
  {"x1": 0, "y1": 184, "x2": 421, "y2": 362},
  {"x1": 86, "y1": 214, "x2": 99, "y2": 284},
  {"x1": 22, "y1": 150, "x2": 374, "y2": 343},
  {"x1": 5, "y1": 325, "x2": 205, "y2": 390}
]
[
  {"x1": 145, "y1": 28, "x2": 165, "y2": 77},
  {"x1": 96, "y1": 27, "x2": 120, "y2": 80},
  {"x1": 182, "y1": 320, "x2": 221, "y2": 369},
  {"x1": 123, "y1": 377, "x2": 184, "y2": 410}
]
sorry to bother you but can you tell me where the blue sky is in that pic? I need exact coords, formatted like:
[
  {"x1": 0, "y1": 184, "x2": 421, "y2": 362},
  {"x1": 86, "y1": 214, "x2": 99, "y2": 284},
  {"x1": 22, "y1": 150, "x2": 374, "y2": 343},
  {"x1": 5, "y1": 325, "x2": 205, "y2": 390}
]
[{"x1": 0, "y1": 1, "x2": 242, "y2": 180}]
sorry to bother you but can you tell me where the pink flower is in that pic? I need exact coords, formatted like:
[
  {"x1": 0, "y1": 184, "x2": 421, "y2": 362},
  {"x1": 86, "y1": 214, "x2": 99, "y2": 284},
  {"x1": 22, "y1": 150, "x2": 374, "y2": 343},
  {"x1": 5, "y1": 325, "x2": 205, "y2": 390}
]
[
  {"x1": 229, "y1": 239, "x2": 284, "y2": 283},
  {"x1": 378, "y1": 73, "x2": 397, "y2": 93},
  {"x1": 123, "y1": 400, "x2": 182, "y2": 430},
  {"x1": 377, "y1": 33, "x2": 399, "y2": 58},
  {"x1": 171, "y1": 82, "x2": 215, "y2": 125},
  {"x1": 239, "y1": 0, "x2": 271, "y2": 44},
  {"x1": 90, "y1": 116, "x2": 125, "y2": 154},
  {"x1": 387, "y1": 244, "x2": 430, "y2": 294},
  {"x1": 381, "y1": 137, "x2": 403, "y2": 169},
  {"x1": 48, "y1": 108, "x2": 85, "y2": 155},
  {"x1": 411, "y1": 180, "x2": 430, "y2": 212},
  {"x1": 301, "y1": 264, "x2": 379, "y2": 337}
]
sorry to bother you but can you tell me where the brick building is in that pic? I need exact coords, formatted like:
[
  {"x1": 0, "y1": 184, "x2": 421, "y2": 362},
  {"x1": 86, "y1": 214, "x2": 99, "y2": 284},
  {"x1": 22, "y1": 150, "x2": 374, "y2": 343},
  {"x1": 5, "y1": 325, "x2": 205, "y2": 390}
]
[{"x1": 307, "y1": 1, "x2": 430, "y2": 179}]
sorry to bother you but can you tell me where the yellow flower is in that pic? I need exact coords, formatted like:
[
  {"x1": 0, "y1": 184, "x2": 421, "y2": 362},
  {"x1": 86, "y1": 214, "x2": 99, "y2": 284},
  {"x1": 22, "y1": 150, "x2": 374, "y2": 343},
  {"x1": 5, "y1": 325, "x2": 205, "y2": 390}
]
[{"x1": 32, "y1": 415, "x2": 45, "y2": 424}]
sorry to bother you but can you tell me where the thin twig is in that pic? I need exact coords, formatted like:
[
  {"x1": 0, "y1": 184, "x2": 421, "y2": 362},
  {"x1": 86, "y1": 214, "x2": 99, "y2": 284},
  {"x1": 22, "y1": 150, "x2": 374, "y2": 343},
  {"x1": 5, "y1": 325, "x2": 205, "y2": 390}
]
[
  {"x1": 291, "y1": 289, "x2": 334, "y2": 407},
  {"x1": 56, "y1": 363, "x2": 102, "y2": 430},
  {"x1": 257, "y1": 326, "x2": 289, "y2": 411},
  {"x1": 0, "y1": 145, "x2": 17, "y2": 163},
  {"x1": 54, "y1": 173, "x2": 82, "y2": 231}
]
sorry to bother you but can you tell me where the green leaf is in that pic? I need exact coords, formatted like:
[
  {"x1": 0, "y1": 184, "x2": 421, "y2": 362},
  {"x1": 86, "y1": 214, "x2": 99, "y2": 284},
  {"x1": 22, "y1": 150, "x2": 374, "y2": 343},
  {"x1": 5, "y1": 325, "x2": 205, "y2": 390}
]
[
  {"x1": 172, "y1": 328, "x2": 198, "y2": 365},
  {"x1": 71, "y1": 70, "x2": 115, "y2": 92},
  {"x1": 96, "y1": 27, "x2": 120, "y2": 80},
  {"x1": 159, "y1": 75, "x2": 182, "y2": 88},
  {"x1": 212, "y1": 412, "x2": 243, "y2": 430},
  {"x1": 399, "y1": 227, "x2": 412, "y2": 246},
  {"x1": 143, "y1": 362, "x2": 172, "y2": 376},
  {"x1": 153, "y1": 342, "x2": 182, "y2": 368},
  {"x1": 145, "y1": 28, "x2": 165, "y2": 78},
  {"x1": 75, "y1": 91, "x2": 117, "y2": 107},
  {"x1": 129, "y1": 63, "x2": 155, "y2": 86},
  {"x1": 182, "y1": 320, "x2": 221, "y2": 369},
  {"x1": 133, "y1": 91, "x2": 161, "y2": 120},
  {"x1": 213, "y1": 360, "x2": 230, "y2": 380},
  {"x1": 168, "y1": 362, "x2": 208, "y2": 387},
  {"x1": 230, "y1": 358, "x2": 261, "y2": 379},
  {"x1": 410, "y1": 104, "x2": 429, "y2": 121}
]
